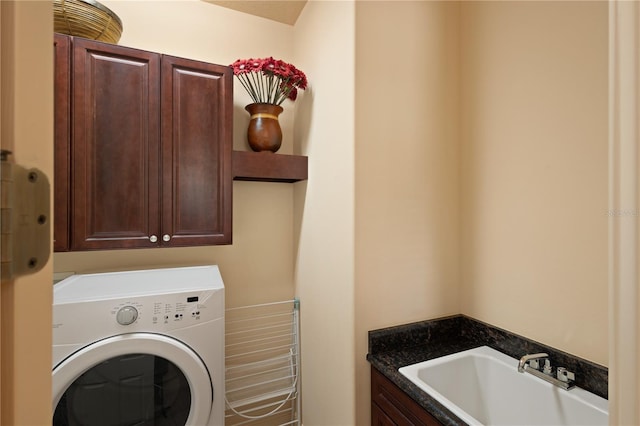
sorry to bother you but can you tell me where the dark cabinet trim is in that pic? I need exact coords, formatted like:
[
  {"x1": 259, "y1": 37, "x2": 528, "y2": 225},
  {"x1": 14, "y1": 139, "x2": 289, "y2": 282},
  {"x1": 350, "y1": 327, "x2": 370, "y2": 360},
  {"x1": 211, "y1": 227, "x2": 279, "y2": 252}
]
[{"x1": 54, "y1": 33, "x2": 70, "y2": 252}]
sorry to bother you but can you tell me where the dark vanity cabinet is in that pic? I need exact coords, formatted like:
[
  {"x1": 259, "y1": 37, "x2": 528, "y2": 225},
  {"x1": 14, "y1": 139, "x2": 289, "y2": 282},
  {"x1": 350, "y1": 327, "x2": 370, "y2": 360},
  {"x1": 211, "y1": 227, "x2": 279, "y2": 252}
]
[
  {"x1": 371, "y1": 367, "x2": 442, "y2": 426},
  {"x1": 54, "y1": 34, "x2": 232, "y2": 251}
]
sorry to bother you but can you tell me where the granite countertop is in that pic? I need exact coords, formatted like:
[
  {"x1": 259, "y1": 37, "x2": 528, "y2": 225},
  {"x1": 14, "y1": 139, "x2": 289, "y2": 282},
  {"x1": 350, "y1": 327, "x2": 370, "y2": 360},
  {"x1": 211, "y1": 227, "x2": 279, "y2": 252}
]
[{"x1": 367, "y1": 315, "x2": 608, "y2": 426}]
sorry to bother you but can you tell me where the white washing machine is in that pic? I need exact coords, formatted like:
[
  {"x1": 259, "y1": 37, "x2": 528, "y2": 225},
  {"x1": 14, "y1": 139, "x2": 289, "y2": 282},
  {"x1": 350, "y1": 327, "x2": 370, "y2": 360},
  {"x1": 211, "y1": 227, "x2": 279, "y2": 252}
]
[{"x1": 52, "y1": 265, "x2": 225, "y2": 426}]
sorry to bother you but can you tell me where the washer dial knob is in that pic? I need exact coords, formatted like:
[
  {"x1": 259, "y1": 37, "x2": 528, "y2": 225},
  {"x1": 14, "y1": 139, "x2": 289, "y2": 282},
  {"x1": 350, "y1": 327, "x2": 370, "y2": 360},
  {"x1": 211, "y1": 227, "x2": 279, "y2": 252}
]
[{"x1": 116, "y1": 306, "x2": 139, "y2": 325}]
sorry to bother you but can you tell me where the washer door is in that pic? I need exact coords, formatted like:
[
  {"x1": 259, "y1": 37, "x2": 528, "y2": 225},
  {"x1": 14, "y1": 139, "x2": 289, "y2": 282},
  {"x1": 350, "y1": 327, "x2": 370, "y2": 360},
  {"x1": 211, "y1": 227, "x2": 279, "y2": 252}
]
[{"x1": 52, "y1": 333, "x2": 212, "y2": 426}]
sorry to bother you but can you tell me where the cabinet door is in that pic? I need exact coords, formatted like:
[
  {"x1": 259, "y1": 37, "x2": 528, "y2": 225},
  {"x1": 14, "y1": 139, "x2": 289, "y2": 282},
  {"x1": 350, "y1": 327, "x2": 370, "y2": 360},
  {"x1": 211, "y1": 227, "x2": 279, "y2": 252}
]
[
  {"x1": 54, "y1": 33, "x2": 70, "y2": 252},
  {"x1": 71, "y1": 38, "x2": 161, "y2": 250},
  {"x1": 160, "y1": 55, "x2": 232, "y2": 246},
  {"x1": 371, "y1": 367, "x2": 442, "y2": 426},
  {"x1": 372, "y1": 402, "x2": 397, "y2": 426}
]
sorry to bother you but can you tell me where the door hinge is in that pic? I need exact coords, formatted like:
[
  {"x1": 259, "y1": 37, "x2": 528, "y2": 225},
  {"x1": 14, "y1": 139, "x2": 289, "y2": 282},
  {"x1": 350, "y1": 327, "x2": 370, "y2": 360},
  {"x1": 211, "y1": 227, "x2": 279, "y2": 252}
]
[{"x1": 1, "y1": 150, "x2": 51, "y2": 280}]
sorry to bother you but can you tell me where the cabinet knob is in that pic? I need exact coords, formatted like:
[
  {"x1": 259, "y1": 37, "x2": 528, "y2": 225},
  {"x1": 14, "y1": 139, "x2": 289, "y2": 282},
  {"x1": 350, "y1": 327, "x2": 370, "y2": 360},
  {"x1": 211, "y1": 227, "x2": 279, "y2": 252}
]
[
  {"x1": 150, "y1": 235, "x2": 158, "y2": 243},
  {"x1": 162, "y1": 234, "x2": 171, "y2": 242}
]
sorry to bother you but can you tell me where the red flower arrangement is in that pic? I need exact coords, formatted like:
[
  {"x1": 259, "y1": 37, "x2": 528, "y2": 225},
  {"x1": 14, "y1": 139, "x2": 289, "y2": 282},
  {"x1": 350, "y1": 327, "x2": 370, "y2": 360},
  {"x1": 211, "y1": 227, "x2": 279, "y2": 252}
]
[{"x1": 230, "y1": 57, "x2": 308, "y2": 106}]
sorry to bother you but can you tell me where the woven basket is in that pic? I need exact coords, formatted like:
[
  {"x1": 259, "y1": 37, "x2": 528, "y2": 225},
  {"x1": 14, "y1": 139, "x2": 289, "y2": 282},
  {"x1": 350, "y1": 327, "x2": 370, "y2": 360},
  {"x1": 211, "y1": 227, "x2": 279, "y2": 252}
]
[{"x1": 54, "y1": 0, "x2": 123, "y2": 44}]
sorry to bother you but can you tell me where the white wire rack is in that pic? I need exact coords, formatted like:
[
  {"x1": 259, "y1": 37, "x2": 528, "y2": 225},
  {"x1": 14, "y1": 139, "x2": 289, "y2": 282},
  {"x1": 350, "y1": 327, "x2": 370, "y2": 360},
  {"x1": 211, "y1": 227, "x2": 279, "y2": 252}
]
[{"x1": 225, "y1": 299, "x2": 300, "y2": 426}]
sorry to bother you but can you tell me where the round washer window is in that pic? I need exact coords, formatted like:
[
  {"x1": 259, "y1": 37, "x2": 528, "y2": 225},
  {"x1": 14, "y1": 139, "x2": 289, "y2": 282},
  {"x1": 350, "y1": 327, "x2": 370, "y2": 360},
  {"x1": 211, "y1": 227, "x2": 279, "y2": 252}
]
[
  {"x1": 52, "y1": 333, "x2": 213, "y2": 426},
  {"x1": 54, "y1": 354, "x2": 190, "y2": 426}
]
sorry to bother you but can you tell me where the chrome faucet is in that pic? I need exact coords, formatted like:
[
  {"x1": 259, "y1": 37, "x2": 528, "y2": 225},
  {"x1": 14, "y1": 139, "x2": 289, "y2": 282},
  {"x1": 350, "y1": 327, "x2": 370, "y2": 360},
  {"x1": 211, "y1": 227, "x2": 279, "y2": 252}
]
[
  {"x1": 517, "y1": 353, "x2": 576, "y2": 390},
  {"x1": 517, "y1": 353, "x2": 549, "y2": 372}
]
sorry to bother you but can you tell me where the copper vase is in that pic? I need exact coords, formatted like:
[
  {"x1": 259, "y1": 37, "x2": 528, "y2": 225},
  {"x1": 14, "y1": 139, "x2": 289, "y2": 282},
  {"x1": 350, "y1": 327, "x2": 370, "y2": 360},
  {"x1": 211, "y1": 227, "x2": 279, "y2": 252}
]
[{"x1": 245, "y1": 103, "x2": 283, "y2": 153}]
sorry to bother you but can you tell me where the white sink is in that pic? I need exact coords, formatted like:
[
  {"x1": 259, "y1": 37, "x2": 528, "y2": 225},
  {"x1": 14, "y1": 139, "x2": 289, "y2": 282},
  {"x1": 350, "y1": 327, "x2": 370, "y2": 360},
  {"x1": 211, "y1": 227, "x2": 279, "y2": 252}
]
[{"x1": 399, "y1": 346, "x2": 608, "y2": 426}]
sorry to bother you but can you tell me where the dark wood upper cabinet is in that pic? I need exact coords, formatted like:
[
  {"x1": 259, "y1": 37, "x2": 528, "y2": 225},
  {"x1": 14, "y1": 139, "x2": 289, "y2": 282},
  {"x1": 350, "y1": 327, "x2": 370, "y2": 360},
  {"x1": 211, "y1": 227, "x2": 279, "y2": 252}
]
[
  {"x1": 55, "y1": 34, "x2": 232, "y2": 251},
  {"x1": 71, "y1": 37, "x2": 161, "y2": 250},
  {"x1": 160, "y1": 55, "x2": 232, "y2": 247}
]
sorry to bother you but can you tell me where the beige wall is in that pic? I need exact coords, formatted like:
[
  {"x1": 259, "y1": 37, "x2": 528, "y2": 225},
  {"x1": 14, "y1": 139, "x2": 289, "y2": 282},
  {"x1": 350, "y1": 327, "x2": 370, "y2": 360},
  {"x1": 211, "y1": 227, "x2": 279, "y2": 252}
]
[
  {"x1": 354, "y1": 1, "x2": 461, "y2": 424},
  {"x1": 460, "y1": 1, "x2": 609, "y2": 366},
  {"x1": 353, "y1": 0, "x2": 608, "y2": 421},
  {"x1": 293, "y1": 1, "x2": 357, "y2": 424},
  {"x1": 1, "y1": 1, "x2": 53, "y2": 424}
]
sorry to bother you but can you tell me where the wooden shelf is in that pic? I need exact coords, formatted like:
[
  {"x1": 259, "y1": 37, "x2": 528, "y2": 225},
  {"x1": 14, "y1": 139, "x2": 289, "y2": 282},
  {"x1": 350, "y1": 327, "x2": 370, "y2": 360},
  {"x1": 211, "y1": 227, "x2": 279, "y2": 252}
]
[{"x1": 232, "y1": 151, "x2": 308, "y2": 183}]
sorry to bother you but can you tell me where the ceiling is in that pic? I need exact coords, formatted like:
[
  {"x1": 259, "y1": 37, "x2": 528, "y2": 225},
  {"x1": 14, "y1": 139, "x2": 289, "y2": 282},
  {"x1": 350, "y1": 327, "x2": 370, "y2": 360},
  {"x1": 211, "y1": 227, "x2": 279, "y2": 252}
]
[{"x1": 203, "y1": 0, "x2": 307, "y2": 25}]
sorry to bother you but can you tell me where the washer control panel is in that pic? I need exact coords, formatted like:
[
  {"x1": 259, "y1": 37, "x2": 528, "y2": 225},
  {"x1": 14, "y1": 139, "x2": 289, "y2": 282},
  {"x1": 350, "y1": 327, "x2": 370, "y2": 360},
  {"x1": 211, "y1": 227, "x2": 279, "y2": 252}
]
[
  {"x1": 105, "y1": 293, "x2": 215, "y2": 328},
  {"x1": 53, "y1": 288, "x2": 224, "y2": 345},
  {"x1": 151, "y1": 298, "x2": 201, "y2": 325}
]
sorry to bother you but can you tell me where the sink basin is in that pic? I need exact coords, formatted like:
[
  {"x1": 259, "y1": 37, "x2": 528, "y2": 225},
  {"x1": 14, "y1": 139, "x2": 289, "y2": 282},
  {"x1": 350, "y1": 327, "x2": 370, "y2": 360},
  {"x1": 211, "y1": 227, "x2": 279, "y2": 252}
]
[{"x1": 398, "y1": 346, "x2": 608, "y2": 426}]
